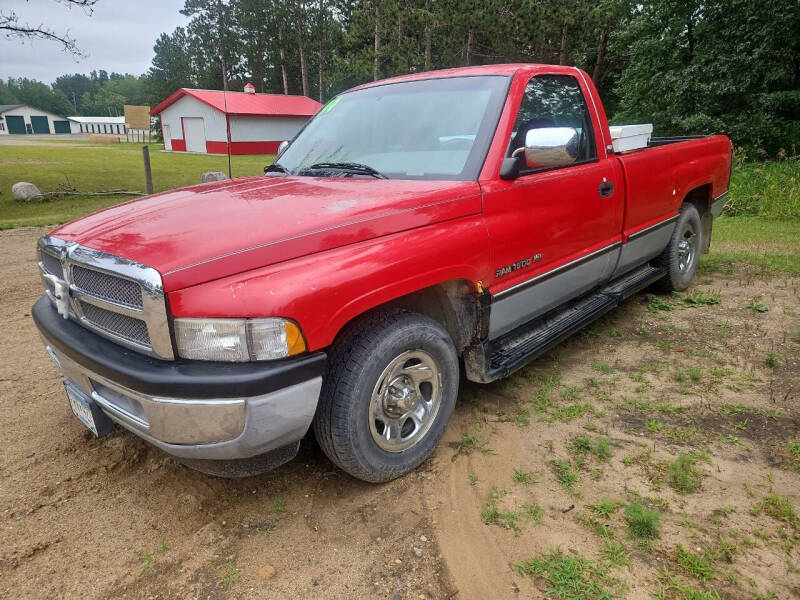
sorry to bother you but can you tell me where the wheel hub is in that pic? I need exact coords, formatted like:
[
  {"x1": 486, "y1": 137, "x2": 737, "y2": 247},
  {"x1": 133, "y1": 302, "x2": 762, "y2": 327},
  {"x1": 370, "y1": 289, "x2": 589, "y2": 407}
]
[
  {"x1": 368, "y1": 350, "x2": 442, "y2": 453},
  {"x1": 677, "y1": 225, "x2": 696, "y2": 273},
  {"x1": 385, "y1": 377, "x2": 418, "y2": 415}
]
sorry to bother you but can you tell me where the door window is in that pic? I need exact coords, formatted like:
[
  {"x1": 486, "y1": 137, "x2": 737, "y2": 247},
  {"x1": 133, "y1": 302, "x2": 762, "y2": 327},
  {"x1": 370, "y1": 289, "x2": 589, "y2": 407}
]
[{"x1": 507, "y1": 75, "x2": 597, "y2": 171}]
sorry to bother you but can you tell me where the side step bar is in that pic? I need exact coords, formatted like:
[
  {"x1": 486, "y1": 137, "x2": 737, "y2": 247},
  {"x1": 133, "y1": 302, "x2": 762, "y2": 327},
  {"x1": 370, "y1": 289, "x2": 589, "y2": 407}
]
[{"x1": 484, "y1": 265, "x2": 665, "y2": 380}]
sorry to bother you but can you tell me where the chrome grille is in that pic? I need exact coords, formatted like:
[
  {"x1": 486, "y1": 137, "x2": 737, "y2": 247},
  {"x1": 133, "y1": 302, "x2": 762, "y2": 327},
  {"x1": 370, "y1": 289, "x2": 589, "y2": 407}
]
[
  {"x1": 72, "y1": 265, "x2": 143, "y2": 308},
  {"x1": 79, "y1": 301, "x2": 151, "y2": 345},
  {"x1": 36, "y1": 236, "x2": 174, "y2": 359},
  {"x1": 40, "y1": 251, "x2": 64, "y2": 279}
]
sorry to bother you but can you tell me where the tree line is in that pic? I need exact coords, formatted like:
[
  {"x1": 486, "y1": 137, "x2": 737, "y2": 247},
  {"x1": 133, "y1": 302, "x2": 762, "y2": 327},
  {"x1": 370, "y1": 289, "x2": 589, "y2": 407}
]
[
  {"x1": 0, "y1": 70, "x2": 148, "y2": 118},
  {"x1": 2, "y1": 0, "x2": 799, "y2": 156}
]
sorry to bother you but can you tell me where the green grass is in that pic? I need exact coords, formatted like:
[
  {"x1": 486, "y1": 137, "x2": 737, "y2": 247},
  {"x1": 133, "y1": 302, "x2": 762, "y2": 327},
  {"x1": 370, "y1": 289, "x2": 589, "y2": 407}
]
[
  {"x1": 765, "y1": 351, "x2": 785, "y2": 369},
  {"x1": 136, "y1": 541, "x2": 167, "y2": 577},
  {"x1": 681, "y1": 289, "x2": 722, "y2": 306},
  {"x1": 675, "y1": 544, "x2": 715, "y2": 582},
  {"x1": 514, "y1": 549, "x2": 620, "y2": 600},
  {"x1": 554, "y1": 459, "x2": 579, "y2": 497},
  {"x1": 750, "y1": 493, "x2": 798, "y2": 526},
  {"x1": 594, "y1": 361, "x2": 615, "y2": 375},
  {"x1": 213, "y1": 561, "x2": 242, "y2": 589},
  {"x1": 137, "y1": 552, "x2": 156, "y2": 577},
  {"x1": 600, "y1": 538, "x2": 631, "y2": 567},
  {"x1": 0, "y1": 140, "x2": 274, "y2": 228},
  {"x1": 481, "y1": 486, "x2": 543, "y2": 532},
  {"x1": 724, "y1": 158, "x2": 800, "y2": 219},
  {"x1": 647, "y1": 294, "x2": 675, "y2": 313},
  {"x1": 588, "y1": 499, "x2": 622, "y2": 519},
  {"x1": 745, "y1": 297, "x2": 770, "y2": 313},
  {"x1": 452, "y1": 432, "x2": 482, "y2": 460},
  {"x1": 668, "y1": 452, "x2": 710, "y2": 494},
  {"x1": 568, "y1": 435, "x2": 613, "y2": 462},
  {"x1": 790, "y1": 442, "x2": 800, "y2": 472},
  {"x1": 700, "y1": 216, "x2": 800, "y2": 275},
  {"x1": 512, "y1": 469, "x2": 538, "y2": 485},
  {"x1": 675, "y1": 366, "x2": 702, "y2": 384},
  {"x1": 624, "y1": 501, "x2": 661, "y2": 540}
]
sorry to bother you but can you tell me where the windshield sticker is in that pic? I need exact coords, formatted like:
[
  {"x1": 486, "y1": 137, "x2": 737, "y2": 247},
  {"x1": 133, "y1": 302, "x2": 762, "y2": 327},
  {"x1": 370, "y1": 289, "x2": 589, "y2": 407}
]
[{"x1": 320, "y1": 96, "x2": 341, "y2": 114}]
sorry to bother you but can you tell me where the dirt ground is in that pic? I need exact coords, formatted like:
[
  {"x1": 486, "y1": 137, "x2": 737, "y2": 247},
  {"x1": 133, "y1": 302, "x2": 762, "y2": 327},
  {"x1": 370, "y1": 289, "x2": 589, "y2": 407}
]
[{"x1": 1, "y1": 226, "x2": 798, "y2": 599}]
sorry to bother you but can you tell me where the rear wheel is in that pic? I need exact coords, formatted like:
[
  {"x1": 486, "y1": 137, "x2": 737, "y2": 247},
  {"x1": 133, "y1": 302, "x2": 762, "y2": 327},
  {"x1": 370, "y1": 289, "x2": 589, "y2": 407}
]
[
  {"x1": 313, "y1": 310, "x2": 459, "y2": 482},
  {"x1": 654, "y1": 203, "x2": 702, "y2": 292}
]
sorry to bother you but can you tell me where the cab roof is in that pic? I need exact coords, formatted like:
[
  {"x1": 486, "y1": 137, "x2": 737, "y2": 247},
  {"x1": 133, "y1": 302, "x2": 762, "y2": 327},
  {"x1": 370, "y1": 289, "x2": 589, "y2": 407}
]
[{"x1": 351, "y1": 64, "x2": 585, "y2": 91}]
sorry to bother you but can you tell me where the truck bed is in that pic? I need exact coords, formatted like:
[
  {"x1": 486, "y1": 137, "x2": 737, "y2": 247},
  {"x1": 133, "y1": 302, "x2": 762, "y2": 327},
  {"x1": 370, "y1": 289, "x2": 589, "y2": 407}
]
[
  {"x1": 615, "y1": 134, "x2": 731, "y2": 234},
  {"x1": 648, "y1": 135, "x2": 711, "y2": 147}
]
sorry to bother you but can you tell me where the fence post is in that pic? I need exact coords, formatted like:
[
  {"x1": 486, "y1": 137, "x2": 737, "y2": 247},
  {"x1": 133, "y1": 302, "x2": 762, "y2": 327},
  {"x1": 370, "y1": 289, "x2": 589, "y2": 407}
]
[{"x1": 142, "y1": 145, "x2": 154, "y2": 195}]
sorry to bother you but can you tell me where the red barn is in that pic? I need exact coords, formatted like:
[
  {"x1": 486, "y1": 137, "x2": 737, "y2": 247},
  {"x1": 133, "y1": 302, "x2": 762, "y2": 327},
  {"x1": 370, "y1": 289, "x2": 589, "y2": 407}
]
[{"x1": 150, "y1": 87, "x2": 322, "y2": 155}]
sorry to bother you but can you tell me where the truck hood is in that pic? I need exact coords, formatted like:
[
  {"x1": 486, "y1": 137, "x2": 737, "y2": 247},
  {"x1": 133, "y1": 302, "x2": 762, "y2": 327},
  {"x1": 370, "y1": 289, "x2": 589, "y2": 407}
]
[{"x1": 51, "y1": 176, "x2": 482, "y2": 291}]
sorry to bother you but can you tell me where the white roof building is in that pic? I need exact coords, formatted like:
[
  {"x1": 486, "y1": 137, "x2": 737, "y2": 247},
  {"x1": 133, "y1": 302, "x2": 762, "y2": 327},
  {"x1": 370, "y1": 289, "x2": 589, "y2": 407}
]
[{"x1": 68, "y1": 116, "x2": 127, "y2": 134}]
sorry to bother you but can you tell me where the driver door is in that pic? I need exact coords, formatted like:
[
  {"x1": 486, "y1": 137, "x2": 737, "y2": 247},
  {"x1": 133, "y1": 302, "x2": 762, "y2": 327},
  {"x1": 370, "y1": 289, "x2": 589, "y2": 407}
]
[{"x1": 483, "y1": 73, "x2": 624, "y2": 339}]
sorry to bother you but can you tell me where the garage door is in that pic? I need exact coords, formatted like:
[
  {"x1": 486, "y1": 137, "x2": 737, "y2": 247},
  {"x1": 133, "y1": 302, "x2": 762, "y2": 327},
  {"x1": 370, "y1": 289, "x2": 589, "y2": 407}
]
[
  {"x1": 5, "y1": 115, "x2": 25, "y2": 134},
  {"x1": 53, "y1": 120, "x2": 71, "y2": 134},
  {"x1": 31, "y1": 116, "x2": 50, "y2": 134},
  {"x1": 183, "y1": 117, "x2": 206, "y2": 153}
]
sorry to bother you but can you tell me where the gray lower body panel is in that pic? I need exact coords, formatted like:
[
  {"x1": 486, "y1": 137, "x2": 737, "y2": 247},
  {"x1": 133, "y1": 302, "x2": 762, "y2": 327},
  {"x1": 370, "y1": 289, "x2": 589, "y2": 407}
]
[
  {"x1": 488, "y1": 215, "x2": 681, "y2": 342},
  {"x1": 489, "y1": 247, "x2": 618, "y2": 339},
  {"x1": 611, "y1": 220, "x2": 676, "y2": 279}
]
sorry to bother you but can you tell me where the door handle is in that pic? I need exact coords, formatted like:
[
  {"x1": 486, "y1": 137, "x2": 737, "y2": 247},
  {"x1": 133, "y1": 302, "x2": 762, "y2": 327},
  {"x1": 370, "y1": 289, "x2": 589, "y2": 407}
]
[{"x1": 598, "y1": 181, "x2": 614, "y2": 197}]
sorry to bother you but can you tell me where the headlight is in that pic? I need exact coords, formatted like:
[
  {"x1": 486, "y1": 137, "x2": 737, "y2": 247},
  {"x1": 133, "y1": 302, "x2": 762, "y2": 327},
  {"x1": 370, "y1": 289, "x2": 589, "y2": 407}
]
[{"x1": 174, "y1": 318, "x2": 306, "y2": 362}]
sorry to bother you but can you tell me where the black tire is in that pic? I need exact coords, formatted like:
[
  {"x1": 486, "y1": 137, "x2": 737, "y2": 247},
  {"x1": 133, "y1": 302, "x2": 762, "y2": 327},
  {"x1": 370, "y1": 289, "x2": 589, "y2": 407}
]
[
  {"x1": 313, "y1": 309, "x2": 459, "y2": 483},
  {"x1": 654, "y1": 203, "x2": 702, "y2": 292}
]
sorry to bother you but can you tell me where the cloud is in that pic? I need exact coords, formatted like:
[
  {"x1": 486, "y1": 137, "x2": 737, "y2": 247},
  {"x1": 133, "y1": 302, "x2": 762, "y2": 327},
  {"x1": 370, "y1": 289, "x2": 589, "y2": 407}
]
[{"x1": 0, "y1": 0, "x2": 189, "y2": 83}]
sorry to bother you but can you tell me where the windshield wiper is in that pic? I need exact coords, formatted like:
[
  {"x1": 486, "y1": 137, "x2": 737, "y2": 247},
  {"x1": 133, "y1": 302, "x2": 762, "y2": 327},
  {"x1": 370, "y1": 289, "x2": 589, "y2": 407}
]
[
  {"x1": 306, "y1": 162, "x2": 388, "y2": 179},
  {"x1": 264, "y1": 162, "x2": 290, "y2": 175}
]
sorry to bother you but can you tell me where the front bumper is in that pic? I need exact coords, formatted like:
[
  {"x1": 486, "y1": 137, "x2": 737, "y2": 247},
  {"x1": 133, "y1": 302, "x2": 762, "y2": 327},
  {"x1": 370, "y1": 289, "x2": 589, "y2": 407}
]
[{"x1": 33, "y1": 296, "x2": 326, "y2": 461}]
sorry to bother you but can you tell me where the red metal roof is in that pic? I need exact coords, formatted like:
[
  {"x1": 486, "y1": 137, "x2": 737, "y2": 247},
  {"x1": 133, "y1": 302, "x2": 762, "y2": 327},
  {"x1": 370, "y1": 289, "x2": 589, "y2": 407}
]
[{"x1": 150, "y1": 89, "x2": 322, "y2": 117}]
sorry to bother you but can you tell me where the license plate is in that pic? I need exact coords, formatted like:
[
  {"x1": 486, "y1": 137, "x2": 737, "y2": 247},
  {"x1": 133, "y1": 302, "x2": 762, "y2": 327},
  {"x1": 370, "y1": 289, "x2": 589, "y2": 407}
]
[{"x1": 65, "y1": 380, "x2": 100, "y2": 436}]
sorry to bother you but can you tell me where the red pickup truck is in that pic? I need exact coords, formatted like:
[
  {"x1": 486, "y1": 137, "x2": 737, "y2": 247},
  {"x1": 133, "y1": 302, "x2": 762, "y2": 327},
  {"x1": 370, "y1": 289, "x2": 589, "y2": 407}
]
[{"x1": 34, "y1": 64, "x2": 731, "y2": 482}]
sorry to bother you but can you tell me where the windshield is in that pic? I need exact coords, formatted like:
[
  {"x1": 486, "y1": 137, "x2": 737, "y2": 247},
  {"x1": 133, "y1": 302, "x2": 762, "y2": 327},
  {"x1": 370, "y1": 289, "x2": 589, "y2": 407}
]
[{"x1": 275, "y1": 75, "x2": 510, "y2": 181}]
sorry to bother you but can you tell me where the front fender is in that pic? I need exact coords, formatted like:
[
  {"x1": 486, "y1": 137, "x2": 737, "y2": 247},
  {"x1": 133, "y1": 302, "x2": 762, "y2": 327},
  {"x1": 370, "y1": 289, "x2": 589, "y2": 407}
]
[{"x1": 167, "y1": 216, "x2": 491, "y2": 351}]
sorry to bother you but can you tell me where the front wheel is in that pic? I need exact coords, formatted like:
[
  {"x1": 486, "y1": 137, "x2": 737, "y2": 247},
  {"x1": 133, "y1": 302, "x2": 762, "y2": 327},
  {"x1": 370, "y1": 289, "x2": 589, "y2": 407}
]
[
  {"x1": 313, "y1": 310, "x2": 459, "y2": 482},
  {"x1": 654, "y1": 203, "x2": 702, "y2": 292}
]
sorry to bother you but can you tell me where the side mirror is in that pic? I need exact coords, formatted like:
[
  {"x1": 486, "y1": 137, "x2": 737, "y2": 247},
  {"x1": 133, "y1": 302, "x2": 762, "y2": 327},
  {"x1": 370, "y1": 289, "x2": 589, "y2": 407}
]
[
  {"x1": 522, "y1": 127, "x2": 580, "y2": 168},
  {"x1": 277, "y1": 140, "x2": 289, "y2": 156}
]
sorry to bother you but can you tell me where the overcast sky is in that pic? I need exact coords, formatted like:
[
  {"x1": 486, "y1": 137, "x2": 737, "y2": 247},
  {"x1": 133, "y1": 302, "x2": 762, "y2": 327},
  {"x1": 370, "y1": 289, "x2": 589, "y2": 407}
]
[{"x1": 1, "y1": 0, "x2": 190, "y2": 83}]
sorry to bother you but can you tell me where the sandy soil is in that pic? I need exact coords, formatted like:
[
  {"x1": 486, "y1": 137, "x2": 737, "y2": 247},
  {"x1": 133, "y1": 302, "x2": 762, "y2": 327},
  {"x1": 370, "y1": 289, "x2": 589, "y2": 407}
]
[{"x1": 1, "y1": 226, "x2": 798, "y2": 599}]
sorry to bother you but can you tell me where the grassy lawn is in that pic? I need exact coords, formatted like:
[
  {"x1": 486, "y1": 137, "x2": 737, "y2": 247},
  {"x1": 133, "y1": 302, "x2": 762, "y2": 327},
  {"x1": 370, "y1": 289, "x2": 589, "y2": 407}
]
[
  {"x1": 725, "y1": 155, "x2": 800, "y2": 219},
  {"x1": 0, "y1": 140, "x2": 274, "y2": 228},
  {"x1": 701, "y1": 216, "x2": 800, "y2": 276}
]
